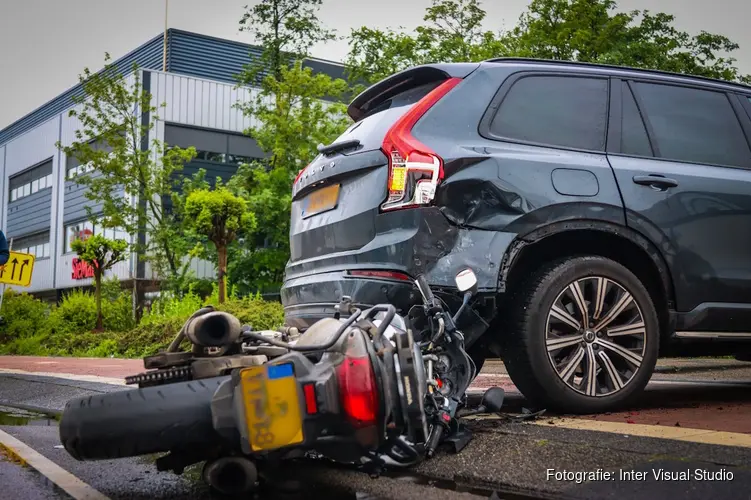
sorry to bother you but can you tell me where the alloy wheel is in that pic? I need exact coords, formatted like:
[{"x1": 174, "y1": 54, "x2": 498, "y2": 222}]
[{"x1": 544, "y1": 276, "x2": 647, "y2": 397}]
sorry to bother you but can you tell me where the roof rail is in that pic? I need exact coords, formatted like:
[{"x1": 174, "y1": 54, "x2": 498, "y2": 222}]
[{"x1": 484, "y1": 57, "x2": 751, "y2": 90}]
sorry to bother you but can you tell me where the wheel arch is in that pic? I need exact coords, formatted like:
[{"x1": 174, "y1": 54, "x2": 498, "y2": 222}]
[{"x1": 497, "y1": 220, "x2": 675, "y2": 348}]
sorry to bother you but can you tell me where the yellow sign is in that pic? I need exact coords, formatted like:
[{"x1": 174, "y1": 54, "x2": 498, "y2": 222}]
[
  {"x1": 240, "y1": 363, "x2": 304, "y2": 451},
  {"x1": 0, "y1": 251, "x2": 35, "y2": 287}
]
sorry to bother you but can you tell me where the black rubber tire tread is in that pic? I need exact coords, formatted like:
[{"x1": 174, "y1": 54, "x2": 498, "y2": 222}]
[
  {"x1": 502, "y1": 255, "x2": 659, "y2": 414},
  {"x1": 59, "y1": 376, "x2": 230, "y2": 460}
]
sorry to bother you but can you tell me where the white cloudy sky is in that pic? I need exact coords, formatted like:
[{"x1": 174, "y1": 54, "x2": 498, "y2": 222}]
[{"x1": 0, "y1": 0, "x2": 748, "y2": 130}]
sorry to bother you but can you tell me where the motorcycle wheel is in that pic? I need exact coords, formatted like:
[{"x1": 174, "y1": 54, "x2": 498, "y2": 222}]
[{"x1": 59, "y1": 376, "x2": 229, "y2": 461}]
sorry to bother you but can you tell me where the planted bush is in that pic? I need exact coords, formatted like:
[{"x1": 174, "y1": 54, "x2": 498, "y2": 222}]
[
  {"x1": 0, "y1": 290, "x2": 49, "y2": 343},
  {"x1": 0, "y1": 282, "x2": 284, "y2": 358}
]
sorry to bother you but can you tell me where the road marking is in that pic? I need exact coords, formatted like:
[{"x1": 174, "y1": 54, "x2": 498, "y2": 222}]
[
  {"x1": 0, "y1": 429, "x2": 111, "y2": 500},
  {"x1": 534, "y1": 417, "x2": 751, "y2": 448},
  {"x1": 0, "y1": 368, "x2": 126, "y2": 386}
]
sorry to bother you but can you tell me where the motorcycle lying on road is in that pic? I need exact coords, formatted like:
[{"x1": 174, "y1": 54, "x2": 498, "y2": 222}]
[{"x1": 59, "y1": 268, "x2": 505, "y2": 496}]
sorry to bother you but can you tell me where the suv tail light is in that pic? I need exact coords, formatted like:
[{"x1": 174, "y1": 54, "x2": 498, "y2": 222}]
[
  {"x1": 381, "y1": 77, "x2": 462, "y2": 212},
  {"x1": 336, "y1": 331, "x2": 378, "y2": 429}
]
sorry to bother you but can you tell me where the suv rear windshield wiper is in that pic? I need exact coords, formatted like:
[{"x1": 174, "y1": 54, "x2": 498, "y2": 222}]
[{"x1": 317, "y1": 138, "x2": 361, "y2": 155}]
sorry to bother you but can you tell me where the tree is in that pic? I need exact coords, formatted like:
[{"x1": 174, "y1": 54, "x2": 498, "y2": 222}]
[
  {"x1": 346, "y1": 0, "x2": 750, "y2": 85},
  {"x1": 239, "y1": 0, "x2": 335, "y2": 82},
  {"x1": 231, "y1": 0, "x2": 350, "y2": 294},
  {"x1": 346, "y1": 0, "x2": 509, "y2": 85},
  {"x1": 505, "y1": 0, "x2": 751, "y2": 83},
  {"x1": 57, "y1": 54, "x2": 198, "y2": 295},
  {"x1": 183, "y1": 188, "x2": 257, "y2": 303},
  {"x1": 71, "y1": 235, "x2": 128, "y2": 331}
]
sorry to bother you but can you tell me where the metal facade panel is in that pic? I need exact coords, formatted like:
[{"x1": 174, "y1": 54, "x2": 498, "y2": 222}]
[
  {"x1": 0, "y1": 29, "x2": 345, "y2": 148},
  {"x1": 9, "y1": 257, "x2": 54, "y2": 293},
  {"x1": 168, "y1": 30, "x2": 265, "y2": 84},
  {"x1": 6, "y1": 188, "x2": 53, "y2": 237},
  {"x1": 151, "y1": 72, "x2": 251, "y2": 133},
  {"x1": 4, "y1": 119, "x2": 59, "y2": 177},
  {"x1": 62, "y1": 180, "x2": 103, "y2": 224}
]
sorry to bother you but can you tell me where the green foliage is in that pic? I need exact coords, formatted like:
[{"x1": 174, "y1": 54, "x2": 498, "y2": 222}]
[
  {"x1": 238, "y1": 0, "x2": 336, "y2": 82},
  {"x1": 505, "y1": 0, "x2": 750, "y2": 82},
  {"x1": 231, "y1": 2, "x2": 349, "y2": 294},
  {"x1": 0, "y1": 286, "x2": 282, "y2": 358},
  {"x1": 346, "y1": 0, "x2": 509, "y2": 86},
  {"x1": 346, "y1": 0, "x2": 750, "y2": 85},
  {"x1": 184, "y1": 188, "x2": 256, "y2": 247},
  {"x1": 71, "y1": 234, "x2": 128, "y2": 271},
  {"x1": 0, "y1": 290, "x2": 49, "y2": 343},
  {"x1": 71, "y1": 234, "x2": 129, "y2": 330},
  {"x1": 56, "y1": 53, "x2": 198, "y2": 289},
  {"x1": 184, "y1": 187, "x2": 256, "y2": 302}
]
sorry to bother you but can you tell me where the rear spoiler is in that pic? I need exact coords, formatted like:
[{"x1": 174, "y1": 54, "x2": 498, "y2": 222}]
[{"x1": 347, "y1": 63, "x2": 481, "y2": 122}]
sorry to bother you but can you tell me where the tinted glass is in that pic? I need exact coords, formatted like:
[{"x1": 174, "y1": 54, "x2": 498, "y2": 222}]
[
  {"x1": 489, "y1": 76, "x2": 609, "y2": 151},
  {"x1": 633, "y1": 82, "x2": 751, "y2": 167},
  {"x1": 621, "y1": 82, "x2": 653, "y2": 157}
]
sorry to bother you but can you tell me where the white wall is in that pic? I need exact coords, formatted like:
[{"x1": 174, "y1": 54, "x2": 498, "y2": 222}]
[{"x1": 3, "y1": 117, "x2": 60, "y2": 292}]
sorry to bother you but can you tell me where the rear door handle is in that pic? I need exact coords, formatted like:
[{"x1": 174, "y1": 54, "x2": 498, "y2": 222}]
[{"x1": 632, "y1": 175, "x2": 679, "y2": 189}]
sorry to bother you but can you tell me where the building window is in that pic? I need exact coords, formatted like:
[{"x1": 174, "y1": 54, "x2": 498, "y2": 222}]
[
  {"x1": 64, "y1": 220, "x2": 125, "y2": 254},
  {"x1": 12, "y1": 232, "x2": 51, "y2": 259},
  {"x1": 66, "y1": 136, "x2": 119, "y2": 179},
  {"x1": 164, "y1": 124, "x2": 264, "y2": 166},
  {"x1": 9, "y1": 159, "x2": 53, "y2": 203}
]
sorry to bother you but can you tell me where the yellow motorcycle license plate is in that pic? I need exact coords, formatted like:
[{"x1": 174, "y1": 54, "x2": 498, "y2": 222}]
[{"x1": 240, "y1": 363, "x2": 304, "y2": 451}]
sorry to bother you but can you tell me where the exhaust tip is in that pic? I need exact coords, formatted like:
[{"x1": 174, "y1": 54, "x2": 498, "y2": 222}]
[{"x1": 203, "y1": 456, "x2": 258, "y2": 495}]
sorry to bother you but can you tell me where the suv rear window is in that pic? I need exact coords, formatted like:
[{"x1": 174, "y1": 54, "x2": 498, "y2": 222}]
[
  {"x1": 329, "y1": 81, "x2": 442, "y2": 153},
  {"x1": 488, "y1": 75, "x2": 609, "y2": 151}
]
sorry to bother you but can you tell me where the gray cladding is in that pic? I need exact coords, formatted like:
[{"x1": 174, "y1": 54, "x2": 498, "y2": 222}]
[
  {"x1": 61, "y1": 177, "x2": 125, "y2": 224},
  {"x1": 6, "y1": 187, "x2": 52, "y2": 238},
  {"x1": 1, "y1": 29, "x2": 345, "y2": 148}
]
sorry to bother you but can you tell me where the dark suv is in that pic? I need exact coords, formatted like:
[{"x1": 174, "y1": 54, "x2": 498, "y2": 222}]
[{"x1": 280, "y1": 58, "x2": 751, "y2": 413}]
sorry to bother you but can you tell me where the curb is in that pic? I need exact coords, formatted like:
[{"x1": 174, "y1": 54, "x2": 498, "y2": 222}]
[
  {"x1": 0, "y1": 400, "x2": 62, "y2": 418},
  {"x1": 0, "y1": 429, "x2": 110, "y2": 500},
  {"x1": 654, "y1": 362, "x2": 749, "y2": 374}
]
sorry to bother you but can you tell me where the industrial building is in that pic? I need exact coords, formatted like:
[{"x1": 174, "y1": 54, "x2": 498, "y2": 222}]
[{"x1": 0, "y1": 29, "x2": 345, "y2": 301}]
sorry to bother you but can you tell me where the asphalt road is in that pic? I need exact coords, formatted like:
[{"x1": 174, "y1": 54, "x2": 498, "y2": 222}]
[{"x1": 1, "y1": 358, "x2": 750, "y2": 499}]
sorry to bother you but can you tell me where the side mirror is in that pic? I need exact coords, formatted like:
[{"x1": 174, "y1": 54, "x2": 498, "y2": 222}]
[{"x1": 454, "y1": 268, "x2": 478, "y2": 295}]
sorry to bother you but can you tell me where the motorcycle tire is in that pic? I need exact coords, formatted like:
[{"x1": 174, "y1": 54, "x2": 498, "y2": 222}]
[{"x1": 59, "y1": 375, "x2": 230, "y2": 461}]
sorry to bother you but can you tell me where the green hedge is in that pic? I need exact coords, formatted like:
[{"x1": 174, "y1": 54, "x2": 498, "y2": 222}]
[{"x1": 0, "y1": 280, "x2": 284, "y2": 359}]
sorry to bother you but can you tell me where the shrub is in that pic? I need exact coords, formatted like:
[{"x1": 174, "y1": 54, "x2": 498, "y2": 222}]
[
  {"x1": 48, "y1": 286, "x2": 133, "y2": 335},
  {"x1": 0, "y1": 282, "x2": 284, "y2": 358},
  {"x1": 216, "y1": 294, "x2": 284, "y2": 331},
  {"x1": 0, "y1": 290, "x2": 49, "y2": 343}
]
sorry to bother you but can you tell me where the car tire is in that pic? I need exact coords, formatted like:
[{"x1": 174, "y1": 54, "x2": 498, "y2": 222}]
[
  {"x1": 59, "y1": 376, "x2": 229, "y2": 461},
  {"x1": 502, "y1": 256, "x2": 659, "y2": 414}
]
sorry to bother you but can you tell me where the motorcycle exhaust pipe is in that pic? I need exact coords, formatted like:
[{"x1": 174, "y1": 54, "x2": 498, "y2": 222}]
[
  {"x1": 185, "y1": 311, "x2": 242, "y2": 347},
  {"x1": 203, "y1": 456, "x2": 258, "y2": 495}
]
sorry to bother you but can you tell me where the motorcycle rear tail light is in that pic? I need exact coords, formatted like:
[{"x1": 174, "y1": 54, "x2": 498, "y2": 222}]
[
  {"x1": 303, "y1": 383, "x2": 318, "y2": 415},
  {"x1": 336, "y1": 333, "x2": 378, "y2": 428}
]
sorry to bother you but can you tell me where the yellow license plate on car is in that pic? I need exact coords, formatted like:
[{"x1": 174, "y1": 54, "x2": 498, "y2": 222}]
[
  {"x1": 302, "y1": 183, "x2": 340, "y2": 218},
  {"x1": 240, "y1": 363, "x2": 304, "y2": 452}
]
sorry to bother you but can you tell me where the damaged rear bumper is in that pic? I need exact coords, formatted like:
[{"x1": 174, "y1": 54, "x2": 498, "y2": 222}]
[{"x1": 281, "y1": 207, "x2": 516, "y2": 331}]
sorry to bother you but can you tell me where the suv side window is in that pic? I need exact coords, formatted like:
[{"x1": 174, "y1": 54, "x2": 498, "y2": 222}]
[
  {"x1": 488, "y1": 75, "x2": 609, "y2": 151},
  {"x1": 631, "y1": 82, "x2": 751, "y2": 168},
  {"x1": 621, "y1": 82, "x2": 653, "y2": 157}
]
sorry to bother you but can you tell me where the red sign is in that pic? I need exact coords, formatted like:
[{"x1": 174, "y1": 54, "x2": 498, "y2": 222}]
[{"x1": 71, "y1": 258, "x2": 96, "y2": 280}]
